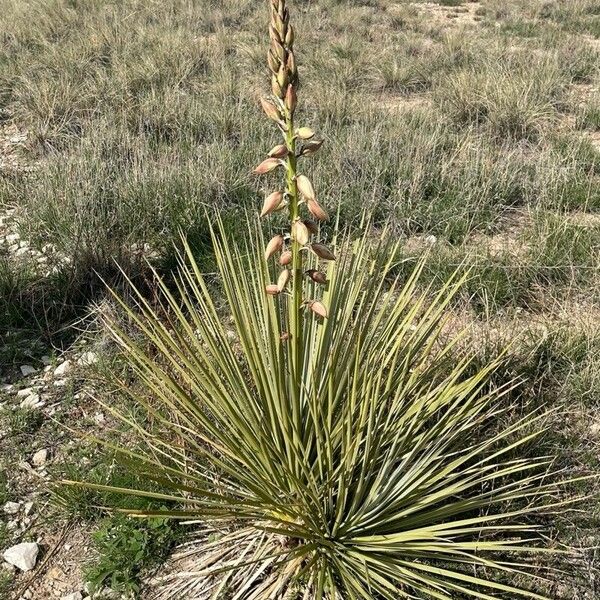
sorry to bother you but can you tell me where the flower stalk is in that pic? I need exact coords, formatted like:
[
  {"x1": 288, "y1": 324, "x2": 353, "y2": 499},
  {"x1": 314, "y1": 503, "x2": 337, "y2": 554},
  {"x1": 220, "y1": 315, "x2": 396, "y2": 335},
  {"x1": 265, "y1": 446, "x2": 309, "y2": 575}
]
[{"x1": 255, "y1": 0, "x2": 334, "y2": 390}]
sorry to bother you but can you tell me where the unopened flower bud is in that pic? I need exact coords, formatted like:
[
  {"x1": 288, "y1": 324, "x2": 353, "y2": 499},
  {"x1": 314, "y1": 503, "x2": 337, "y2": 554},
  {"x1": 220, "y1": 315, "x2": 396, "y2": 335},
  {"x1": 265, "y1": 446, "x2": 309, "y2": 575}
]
[
  {"x1": 261, "y1": 191, "x2": 284, "y2": 217},
  {"x1": 260, "y1": 98, "x2": 282, "y2": 122},
  {"x1": 303, "y1": 220, "x2": 319, "y2": 235},
  {"x1": 307, "y1": 198, "x2": 328, "y2": 221},
  {"x1": 311, "y1": 243, "x2": 336, "y2": 261},
  {"x1": 254, "y1": 158, "x2": 281, "y2": 175},
  {"x1": 296, "y1": 175, "x2": 316, "y2": 203},
  {"x1": 268, "y1": 144, "x2": 289, "y2": 158},
  {"x1": 306, "y1": 269, "x2": 328, "y2": 284},
  {"x1": 296, "y1": 127, "x2": 315, "y2": 140},
  {"x1": 265, "y1": 234, "x2": 284, "y2": 260},
  {"x1": 266, "y1": 284, "x2": 280, "y2": 295},
  {"x1": 285, "y1": 85, "x2": 297, "y2": 113},
  {"x1": 309, "y1": 300, "x2": 328, "y2": 318},
  {"x1": 300, "y1": 140, "x2": 324, "y2": 157},
  {"x1": 277, "y1": 269, "x2": 290, "y2": 292},
  {"x1": 291, "y1": 220, "x2": 310, "y2": 245},
  {"x1": 279, "y1": 250, "x2": 292, "y2": 266}
]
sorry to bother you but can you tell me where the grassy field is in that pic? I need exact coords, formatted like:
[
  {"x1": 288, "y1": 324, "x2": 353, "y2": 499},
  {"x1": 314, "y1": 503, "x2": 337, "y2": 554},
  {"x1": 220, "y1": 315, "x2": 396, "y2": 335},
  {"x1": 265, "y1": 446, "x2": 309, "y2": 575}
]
[{"x1": 0, "y1": 0, "x2": 599, "y2": 597}]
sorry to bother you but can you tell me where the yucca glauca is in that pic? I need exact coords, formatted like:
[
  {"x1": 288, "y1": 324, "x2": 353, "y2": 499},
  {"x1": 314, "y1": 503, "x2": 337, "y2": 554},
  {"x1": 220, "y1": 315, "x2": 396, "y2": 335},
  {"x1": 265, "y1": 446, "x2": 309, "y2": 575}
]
[
  {"x1": 256, "y1": 0, "x2": 332, "y2": 354},
  {"x1": 69, "y1": 1, "x2": 589, "y2": 598}
]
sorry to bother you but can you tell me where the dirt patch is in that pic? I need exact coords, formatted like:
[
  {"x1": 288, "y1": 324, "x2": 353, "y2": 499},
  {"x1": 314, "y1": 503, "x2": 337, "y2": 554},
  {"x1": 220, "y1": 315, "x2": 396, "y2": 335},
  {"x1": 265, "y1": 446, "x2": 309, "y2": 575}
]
[
  {"x1": 12, "y1": 526, "x2": 92, "y2": 600},
  {"x1": 373, "y1": 93, "x2": 432, "y2": 113},
  {"x1": 407, "y1": 1, "x2": 483, "y2": 29}
]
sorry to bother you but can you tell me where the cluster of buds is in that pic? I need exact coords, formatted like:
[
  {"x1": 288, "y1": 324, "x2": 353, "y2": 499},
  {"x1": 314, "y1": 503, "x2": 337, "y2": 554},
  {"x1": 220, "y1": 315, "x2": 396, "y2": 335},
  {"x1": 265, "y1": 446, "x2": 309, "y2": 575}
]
[{"x1": 254, "y1": 0, "x2": 334, "y2": 323}]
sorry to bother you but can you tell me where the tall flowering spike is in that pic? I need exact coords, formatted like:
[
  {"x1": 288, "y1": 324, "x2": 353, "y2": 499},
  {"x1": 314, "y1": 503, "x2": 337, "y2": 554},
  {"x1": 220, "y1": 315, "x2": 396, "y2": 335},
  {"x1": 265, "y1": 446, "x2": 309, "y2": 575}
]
[{"x1": 256, "y1": 0, "x2": 330, "y2": 323}]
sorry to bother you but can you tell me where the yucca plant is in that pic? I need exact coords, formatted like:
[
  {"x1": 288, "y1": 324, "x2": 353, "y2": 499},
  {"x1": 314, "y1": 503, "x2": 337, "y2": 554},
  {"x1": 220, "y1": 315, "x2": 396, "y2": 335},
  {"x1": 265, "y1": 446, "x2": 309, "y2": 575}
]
[{"x1": 67, "y1": 2, "x2": 589, "y2": 598}]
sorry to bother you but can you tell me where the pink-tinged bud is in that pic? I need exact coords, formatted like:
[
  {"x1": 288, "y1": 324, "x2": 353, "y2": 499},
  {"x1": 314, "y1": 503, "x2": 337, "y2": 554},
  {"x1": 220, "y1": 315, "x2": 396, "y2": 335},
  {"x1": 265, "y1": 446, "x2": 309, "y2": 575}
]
[
  {"x1": 277, "y1": 269, "x2": 290, "y2": 292},
  {"x1": 254, "y1": 158, "x2": 281, "y2": 175},
  {"x1": 300, "y1": 140, "x2": 324, "y2": 156},
  {"x1": 261, "y1": 191, "x2": 284, "y2": 217},
  {"x1": 296, "y1": 175, "x2": 316, "y2": 203},
  {"x1": 309, "y1": 300, "x2": 328, "y2": 318},
  {"x1": 268, "y1": 144, "x2": 289, "y2": 159},
  {"x1": 307, "y1": 198, "x2": 328, "y2": 221},
  {"x1": 296, "y1": 127, "x2": 315, "y2": 140},
  {"x1": 303, "y1": 220, "x2": 319, "y2": 235},
  {"x1": 306, "y1": 269, "x2": 328, "y2": 284},
  {"x1": 266, "y1": 284, "x2": 280, "y2": 295},
  {"x1": 285, "y1": 84, "x2": 297, "y2": 113},
  {"x1": 311, "y1": 243, "x2": 336, "y2": 261},
  {"x1": 280, "y1": 331, "x2": 291, "y2": 342},
  {"x1": 291, "y1": 220, "x2": 310, "y2": 245},
  {"x1": 260, "y1": 98, "x2": 282, "y2": 122},
  {"x1": 265, "y1": 234, "x2": 284, "y2": 260},
  {"x1": 279, "y1": 250, "x2": 292, "y2": 266}
]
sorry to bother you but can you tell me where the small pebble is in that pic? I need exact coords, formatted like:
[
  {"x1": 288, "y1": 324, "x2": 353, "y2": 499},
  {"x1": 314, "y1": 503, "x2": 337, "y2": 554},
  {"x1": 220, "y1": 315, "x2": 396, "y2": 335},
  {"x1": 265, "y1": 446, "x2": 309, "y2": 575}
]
[
  {"x1": 32, "y1": 448, "x2": 48, "y2": 467},
  {"x1": 3, "y1": 501, "x2": 20, "y2": 515}
]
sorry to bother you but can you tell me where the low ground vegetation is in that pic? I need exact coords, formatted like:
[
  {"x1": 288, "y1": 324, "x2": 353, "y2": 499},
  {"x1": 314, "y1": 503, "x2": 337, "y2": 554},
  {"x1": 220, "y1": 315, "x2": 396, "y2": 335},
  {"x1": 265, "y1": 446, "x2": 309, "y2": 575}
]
[{"x1": 0, "y1": 0, "x2": 599, "y2": 598}]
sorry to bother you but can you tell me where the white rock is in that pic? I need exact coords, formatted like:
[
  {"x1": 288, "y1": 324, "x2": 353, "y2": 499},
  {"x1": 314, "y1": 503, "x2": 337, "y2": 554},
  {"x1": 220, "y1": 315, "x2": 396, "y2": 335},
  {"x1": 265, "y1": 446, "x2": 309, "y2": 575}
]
[
  {"x1": 20, "y1": 393, "x2": 44, "y2": 409},
  {"x1": 20, "y1": 365, "x2": 37, "y2": 377},
  {"x1": 61, "y1": 593, "x2": 83, "y2": 600},
  {"x1": 53, "y1": 361, "x2": 72, "y2": 377},
  {"x1": 77, "y1": 352, "x2": 98, "y2": 367},
  {"x1": 16, "y1": 387, "x2": 34, "y2": 398},
  {"x1": 3, "y1": 542, "x2": 39, "y2": 571},
  {"x1": 18, "y1": 240, "x2": 29, "y2": 248},
  {"x1": 589, "y1": 422, "x2": 600, "y2": 436},
  {"x1": 41, "y1": 356, "x2": 51, "y2": 366},
  {"x1": 53, "y1": 379, "x2": 67, "y2": 388},
  {"x1": 0, "y1": 383, "x2": 14, "y2": 393},
  {"x1": 6, "y1": 233, "x2": 20, "y2": 243},
  {"x1": 93, "y1": 412, "x2": 105, "y2": 425},
  {"x1": 3, "y1": 502, "x2": 20, "y2": 515},
  {"x1": 23, "y1": 502, "x2": 34, "y2": 516},
  {"x1": 32, "y1": 449, "x2": 48, "y2": 467},
  {"x1": 9, "y1": 133, "x2": 26, "y2": 144}
]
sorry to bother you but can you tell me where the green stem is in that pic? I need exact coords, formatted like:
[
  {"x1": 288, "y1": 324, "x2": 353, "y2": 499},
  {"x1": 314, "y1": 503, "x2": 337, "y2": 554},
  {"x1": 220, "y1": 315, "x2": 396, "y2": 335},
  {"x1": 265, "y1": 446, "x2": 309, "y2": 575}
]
[{"x1": 284, "y1": 108, "x2": 303, "y2": 421}]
